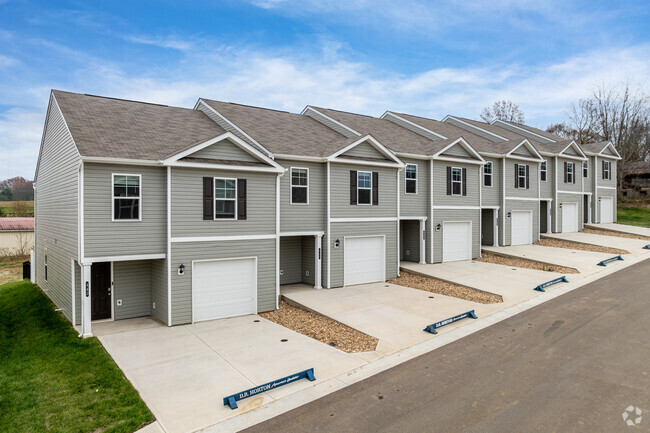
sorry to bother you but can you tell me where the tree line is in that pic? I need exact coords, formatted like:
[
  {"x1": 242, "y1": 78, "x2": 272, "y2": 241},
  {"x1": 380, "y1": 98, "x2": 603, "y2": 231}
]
[{"x1": 0, "y1": 177, "x2": 34, "y2": 202}]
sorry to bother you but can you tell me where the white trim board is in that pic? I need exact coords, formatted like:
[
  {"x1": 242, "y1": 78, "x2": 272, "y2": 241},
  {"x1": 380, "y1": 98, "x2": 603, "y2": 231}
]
[
  {"x1": 81, "y1": 253, "x2": 166, "y2": 265},
  {"x1": 432, "y1": 205, "x2": 481, "y2": 210},
  {"x1": 280, "y1": 231, "x2": 325, "y2": 237},
  {"x1": 330, "y1": 217, "x2": 399, "y2": 223},
  {"x1": 171, "y1": 234, "x2": 277, "y2": 243},
  {"x1": 505, "y1": 197, "x2": 540, "y2": 201}
]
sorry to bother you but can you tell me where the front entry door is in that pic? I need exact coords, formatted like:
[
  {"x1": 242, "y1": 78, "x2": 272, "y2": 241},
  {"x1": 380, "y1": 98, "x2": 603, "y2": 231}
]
[{"x1": 91, "y1": 262, "x2": 112, "y2": 320}]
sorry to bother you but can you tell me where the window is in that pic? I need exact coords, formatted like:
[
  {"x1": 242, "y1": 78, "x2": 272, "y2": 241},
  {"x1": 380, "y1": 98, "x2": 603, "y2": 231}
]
[
  {"x1": 603, "y1": 160, "x2": 611, "y2": 180},
  {"x1": 357, "y1": 171, "x2": 372, "y2": 204},
  {"x1": 44, "y1": 248, "x2": 48, "y2": 282},
  {"x1": 518, "y1": 164, "x2": 527, "y2": 188},
  {"x1": 483, "y1": 162, "x2": 493, "y2": 187},
  {"x1": 540, "y1": 161, "x2": 547, "y2": 182},
  {"x1": 405, "y1": 164, "x2": 417, "y2": 194},
  {"x1": 583, "y1": 160, "x2": 588, "y2": 177},
  {"x1": 452, "y1": 167, "x2": 463, "y2": 195},
  {"x1": 566, "y1": 162, "x2": 574, "y2": 184},
  {"x1": 290, "y1": 168, "x2": 309, "y2": 204},
  {"x1": 214, "y1": 178, "x2": 237, "y2": 219},
  {"x1": 113, "y1": 174, "x2": 141, "y2": 221}
]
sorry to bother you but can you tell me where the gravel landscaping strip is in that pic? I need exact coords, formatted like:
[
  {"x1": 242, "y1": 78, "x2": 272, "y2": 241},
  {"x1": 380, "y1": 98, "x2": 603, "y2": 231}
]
[
  {"x1": 476, "y1": 251, "x2": 579, "y2": 274},
  {"x1": 583, "y1": 227, "x2": 650, "y2": 241},
  {"x1": 390, "y1": 271, "x2": 502, "y2": 304},
  {"x1": 260, "y1": 300, "x2": 378, "y2": 353},
  {"x1": 535, "y1": 238, "x2": 628, "y2": 255}
]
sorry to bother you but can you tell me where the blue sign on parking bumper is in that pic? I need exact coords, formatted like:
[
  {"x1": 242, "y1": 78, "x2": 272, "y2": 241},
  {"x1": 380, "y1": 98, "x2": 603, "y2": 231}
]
[
  {"x1": 223, "y1": 368, "x2": 316, "y2": 409},
  {"x1": 534, "y1": 276, "x2": 569, "y2": 292},
  {"x1": 423, "y1": 310, "x2": 478, "y2": 334},
  {"x1": 597, "y1": 255, "x2": 624, "y2": 266}
]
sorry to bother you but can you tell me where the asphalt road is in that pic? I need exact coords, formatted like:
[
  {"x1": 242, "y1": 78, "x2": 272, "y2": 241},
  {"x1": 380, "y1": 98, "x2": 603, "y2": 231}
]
[{"x1": 244, "y1": 259, "x2": 650, "y2": 433}]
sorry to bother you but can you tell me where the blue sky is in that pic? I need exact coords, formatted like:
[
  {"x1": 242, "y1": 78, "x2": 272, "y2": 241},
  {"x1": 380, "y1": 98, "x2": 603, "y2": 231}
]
[{"x1": 1, "y1": 0, "x2": 649, "y2": 179}]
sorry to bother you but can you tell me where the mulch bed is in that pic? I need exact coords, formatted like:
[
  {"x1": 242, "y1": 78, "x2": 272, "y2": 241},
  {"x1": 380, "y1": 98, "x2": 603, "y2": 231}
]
[
  {"x1": 260, "y1": 300, "x2": 378, "y2": 353},
  {"x1": 390, "y1": 271, "x2": 502, "y2": 304},
  {"x1": 535, "y1": 238, "x2": 628, "y2": 255},
  {"x1": 476, "y1": 251, "x2": 579, "y2": 274},
  {"x1": 583, "y1": 227, "x2": 650, "y2": 241}
]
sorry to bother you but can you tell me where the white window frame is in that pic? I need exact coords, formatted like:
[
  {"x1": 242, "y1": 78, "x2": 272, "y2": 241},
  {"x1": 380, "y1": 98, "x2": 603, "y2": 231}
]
[
  {"x1": 357, "y1": 171, "x2": 372, "y2": 205},
  {"x1": 483, "y1": 161, "x2": 493, "y2": 187},
  {"x1": 112, "y1": 173, "x2": 142, "y2": 222},
  {"x1": 518, "y1": 164, "x2": 527, "y2": 189},
  {"x1": 451, "y1": 167, "x2": 463, "y2": 196},
  {"x1": 603, "y1": 161, "x2": 610, "y2": 180},
  {"x1": 566, "y1": 162, "x2": 574, "y2": 184},
  {"x1": 405, "y1": 164, "x2": 417, "y2": 194},
  {"x1": 214, "y1": 177, "x2": 237, "y2": 220},
  {"x1": 540, "y1": 160, "x2": 547, "y2": 182},
  {"x1": 583, "y1": 160, "x2": 588, "y2": 177},
  {"x1": 290, "y1": 167, "x2": 309, "y2": 205}
]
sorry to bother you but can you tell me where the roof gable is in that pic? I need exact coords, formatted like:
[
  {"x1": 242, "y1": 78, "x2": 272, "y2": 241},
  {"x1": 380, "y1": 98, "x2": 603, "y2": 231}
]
[
  {"x1": 601, "y1": 144, "x2": 619, "y2": 157},
  {"x1": 433, "y1": 138, "x2": 485, "y2": 165},
  {"x1": 559, "y1": 141, "x2": 587, "y2": 160},
  {"x1": 190, "y1": 138, "x2": 260, "y2": 163},
  {"x1": 440, "y1": 142, "x2": 474, "y2": 159},
  {"x1": 506, "y1": 140, "x2": 544, "y2": 162},
  {"x1": 330, "y1": 135, "x2": 404, "y2": 167},
  {"x1": 340, "y1": 140, "x2": 389, "y2": 161}
]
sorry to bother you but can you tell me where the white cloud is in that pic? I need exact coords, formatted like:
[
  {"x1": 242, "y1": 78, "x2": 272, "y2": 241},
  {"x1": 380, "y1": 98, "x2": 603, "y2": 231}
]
[
  {"x1": 0, "y1": 54, "x2": 18, "y2": 68},
  {"x1": 123, "y1": 35, "x2": 195, "y2": 52},
  {"x1": 0, "y1": 108, "x2": 44, "y2": 180}
]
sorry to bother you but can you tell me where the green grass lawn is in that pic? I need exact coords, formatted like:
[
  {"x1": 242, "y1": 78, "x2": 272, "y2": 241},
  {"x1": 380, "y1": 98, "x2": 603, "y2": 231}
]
[
  {"x1": 617, "y1": 206, "x2": 650, "y2": 228},
  {"x1": 0, "y1": 280, "x2": 154, "y2": 433}
]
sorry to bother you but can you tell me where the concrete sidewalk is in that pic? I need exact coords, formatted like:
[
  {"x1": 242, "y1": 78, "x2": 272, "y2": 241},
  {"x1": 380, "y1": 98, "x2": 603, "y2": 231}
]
[{"x1": 586, "y1": 222, "x2": 650, "y2": 237}]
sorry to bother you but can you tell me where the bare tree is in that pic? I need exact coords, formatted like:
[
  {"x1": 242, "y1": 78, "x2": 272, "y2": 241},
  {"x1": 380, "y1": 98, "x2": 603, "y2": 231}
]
[
  {"x1": 13, "y1": 231, "x2": 31, "y2": 257},
  {"x1": 480, "y1": 100, "x2": 525, "y2": 124},
  {"x1": 12, "y1": 201, "x2": 30, "y2": 217}
]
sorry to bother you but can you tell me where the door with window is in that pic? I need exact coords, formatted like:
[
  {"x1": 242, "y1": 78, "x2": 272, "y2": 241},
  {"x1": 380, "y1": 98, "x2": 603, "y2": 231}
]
[{"x1": 91, "y1": 262, "x2": 112, "y2": 320}]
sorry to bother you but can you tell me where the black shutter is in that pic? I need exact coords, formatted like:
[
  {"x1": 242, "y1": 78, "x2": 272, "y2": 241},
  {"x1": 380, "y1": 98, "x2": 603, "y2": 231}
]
[
  {"x1": 514, "y1": 164, "x2": 519, "y2": 188},
  {"x1": 462, "y1": 168, "x2": 467, "y2": 196},
  {"x1": 525, "y1": 165, "x2": 529, "y2": 189},
  {"x1": 602, "y1": 160, "x2": 606, "y2": 179},
  {"x1": 350, "y1": 171, "x2": 357, "y2": 205},
  {"x1": 572, "y1": 163, "x2": 576, "y2": 184},
  {"x1": 203, "y1": 177, "x2": 213, "y2": 220},
  {"x1": 372, "y1": 172, "x2": 379, "y2": 205},
  {"x1": 446, "y1": 166, "x2": 452, "y2": 195},
  {"x1": 564, "y1": 161, "x2": 568, "y2": 183},
  {"x1": 237, "y1": 178, "x2": 247, "y2": 220}
]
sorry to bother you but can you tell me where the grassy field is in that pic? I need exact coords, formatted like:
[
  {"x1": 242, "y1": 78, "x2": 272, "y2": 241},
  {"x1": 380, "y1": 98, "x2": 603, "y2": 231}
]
[
  {"x1": 617, "y1": 206, "x2": 650, "y2": 228},
  {"x1": 0, "y1": 280, "x2": 154, "y2": 433},
  {"x1": 0, "y1": 200, "x2": 34, "y2": 217}
]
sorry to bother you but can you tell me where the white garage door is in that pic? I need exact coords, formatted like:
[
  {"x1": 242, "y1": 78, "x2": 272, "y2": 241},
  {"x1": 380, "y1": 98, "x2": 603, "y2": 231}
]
[
  {"x1": 600, "y1": 197, "x2": 614, "y2": 224},
  {"x1": 193, "y1": 258, "x2": 256, "y2": 322},
  {"x1": 561, "y1": 203, "x2": 578, "y2": 233},
  {"x1": 511, "y1": 211, "x2": 533, "y2": 245},
  {"x1": 443, "y1": 222, "x2": 472, "y2": 262},
  {"x1": 344, "y1": 236, "x2": 385, "y2": 286}
]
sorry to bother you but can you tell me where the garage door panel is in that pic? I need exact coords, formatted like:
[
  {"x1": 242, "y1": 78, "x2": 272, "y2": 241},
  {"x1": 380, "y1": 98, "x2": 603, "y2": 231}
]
[
  {"x1": 511, "y1": 211, "x2": 532, "y2": 246},
  {"x1": 443, "y1": 222, "x2": 471, "y2": 262},
  {"x1": 600, "y1": 197, "x2": 613, "y2": 224},
  {"x1": 345, "y1": 236, "x2": 385, "y2": 286},
  {"x1": 193, "y1": 258, "x2": 256, "y2": 322},
  {"x1": 562, "y1": 203, "x2": 578, "y2": 233}
]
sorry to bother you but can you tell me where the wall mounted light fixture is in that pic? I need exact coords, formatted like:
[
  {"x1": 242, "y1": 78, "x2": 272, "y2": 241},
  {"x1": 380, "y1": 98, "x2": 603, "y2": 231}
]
[
  {"x1": 178, "y1": 264, "x2": 185, "y2": 276},
  {"x1": 436, "y1": 223, "x2": 441, "y2": 231},
  {"x1": 334, "y1": 239, "x2": 341, "y2": 248},
  {"x1": 507, "y1": 212, "x2": 511, "y2": 218}
]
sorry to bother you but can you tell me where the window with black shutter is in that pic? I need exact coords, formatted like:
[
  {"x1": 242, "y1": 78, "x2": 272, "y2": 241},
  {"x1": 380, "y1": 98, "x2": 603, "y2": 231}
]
[
  {"x1": 237, "y1": 178, "x2": 247, "y2": 220},
  {"x1": 350, "y1": 170, "x2": 357, "y2": 205},
  {"x1": 372, "y1": 171, "x2": 379, "y2": 205},
  {"x1": 203, "y1": 177, "x2": 214, "y2": 220},
  {"x1": 451, "y1": 167, "x2": 462, "y2": 195},
  {"x1": 357, "y1": 171, "x2": 372, "y2": 205},
  {"x1": 214, "y1": 177, "x2": 237, "y2": 219}
]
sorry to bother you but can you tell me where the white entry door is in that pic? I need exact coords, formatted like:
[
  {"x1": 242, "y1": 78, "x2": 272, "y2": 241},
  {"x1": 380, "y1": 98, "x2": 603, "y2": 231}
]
[
  {"x1": 511, "y1": 211, "x2": 532, "y2": 245},
  {"x1": 442, "y1": 221, "x2": 472, "y2": 262},
  {"x1": 193, "y1": 258, "x2": 257, "y2": 322},
  {"x1": 561, "y1": 203, "x2": 578, "y2": 233},
  {"x1": 344, "y1": 236, "x2": 385, "y2": 286},
  {"x1": 600, "y1": 197, "x2": 614, "y2": 224}
]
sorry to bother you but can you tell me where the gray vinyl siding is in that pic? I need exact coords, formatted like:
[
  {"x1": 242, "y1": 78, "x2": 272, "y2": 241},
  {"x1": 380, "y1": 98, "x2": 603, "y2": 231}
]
[
  {"x1": 596, "y1": 157, "x2": 617, "y2": 188},
  {"x1": 280, "y1": 237, "x2": 302, "y2": 285},
  {"x1": 170, "y1": 239, "x2": 276, "y2": 325},
  {"x1": 504, "y1": 159, "x2": 540, "y2": 198},
  {"x1": 557, "y1": 157, "x2": 582, "y2": 192},
  {"x1": 583, "y1": 156, "x2": 594, "y2": 193},
  {"x1": 384, "y1": 114, "x2": 444, "y2": 141},
  {"x1": 563, "y1": 146, "x2": 580, "y2": 156},
  {"x1": 481, "y1": 157, "x2": 501, "y2": 206},
  {"x1": 84, "y1": 163, "x2": 166, "y2": 257},
  {"x1": 431, "y1": 209, "x2": 480, "y2": 262},
  {"x1": 511, "y1": 146, "x2": 536, "y2": 158},
  {"x1": 304, "y1": 109, "x2": 359, "y2": 138},
  {"x1": 556, "y1": 192, "x2": 584, "y2": 231},
  {"x1": 540, "y1": 157, "x2": 554, "y2": 198},
  {"x1": 441, "y1": 144, "x2": 473, "y2": 158},
  {"x1": 191, "y1": 139, "x2": 259, "y2": 162},
  {"x1": 445, "y1": 117, "x2": 500, "y2": 142},
  {"x1": 400, "y1": 220, "x2": 421, "y2": 262},
  {"x1": 113, "y1": 260, "x2": 152, "y2": 320},
  {"x1": 503, "y1": 200, "x2": 540, "y2": 245},
  {"x1": 301, "y1": 236, "x2": 316, "y2": 286},
  {"x1": 481, "y1": 209, "x2": 494, "y2": 245},
  {"x1": 150, "y1": 258, "x2": 168, "y2": 324},
  {"x1": 171, "y1": 167, "x2": 276, "y2": 237},
  {"x1": 432, "y1": 161, "x2": 480, "y2": 206},
  {"x1": 329, "y1": 221, "x2": 398, "y2": 288},
  {"x1": 400, "y1": 157, "x2": 429, "y2": 217},
  {"x1": 35, "y1": 96, "x2": 80, "y2": 324},
  {"x1": 277, "y1": 159, "x2": 326, "y2": 233},
  {"x1": 342, "y1": 141, "x2": 387, "y2": 159},
  {"x1": 330, "y1": 163, "x2": 398, "y2": 218}
]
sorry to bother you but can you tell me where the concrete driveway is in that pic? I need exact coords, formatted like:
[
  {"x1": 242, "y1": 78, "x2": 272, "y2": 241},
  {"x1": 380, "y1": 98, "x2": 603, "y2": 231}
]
[
  {"x1": 544, "y1": 232, "x2": 650, "y2": 256},
  {"x1": 586, "y1": 222, "x2": 650, "y2": 237},
  {"x1": 94, "y1": 316, "x2": 365, "y2": 433}
]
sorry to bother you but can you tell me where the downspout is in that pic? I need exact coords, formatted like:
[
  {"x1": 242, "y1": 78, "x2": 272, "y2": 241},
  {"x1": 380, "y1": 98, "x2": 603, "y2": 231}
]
[
  {"x1": 326, "y1": 161, "x2": 331, "y2": 288},
  {"x1": 167, "y1": 166, "x2": 172, "y2": 326},
  {"x1": 429, "y1": 158, "x2": 433, "y2": 263},
  {"x1": 396, "y1": 168, "x2": 400, "y2": 276}
]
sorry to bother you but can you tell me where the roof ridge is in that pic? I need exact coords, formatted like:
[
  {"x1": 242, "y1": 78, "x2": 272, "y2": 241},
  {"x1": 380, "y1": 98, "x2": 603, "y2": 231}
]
[
  {"x1": 202, "y1": 99, "x2": 295, "y2": 115},
  {"x1": 53, "y1": 89, "x2": 171, "y2": 108},
  {"x1": 310, "y1": 106, "x2": 377, "y2": 119}
]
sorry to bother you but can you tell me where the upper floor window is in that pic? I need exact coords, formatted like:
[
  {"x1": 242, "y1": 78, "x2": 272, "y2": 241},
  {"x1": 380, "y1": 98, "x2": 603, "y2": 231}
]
[
  {"x1": 452, "y1": 168, "x2": 463, "y2": 195},
  {"x1": 405, "y1": 164, "x2": 417, "y2": 194},
  {"x1": 583, "y1": 160, "x2": 589, "y2": 177},
  {"x1": 602, "y1": 160, "x2": 611, "y2": 180},
  {"x1": 214, "y1": 178, "x2": 237, "y2": 219},
  {"x1": 113, "y1": 174, "x2": 141, "y2": 221},
  {"x1": 565, "y1": 162, "x2": 575, "y2": 184},
  {"x1": 516, "y1": 164, "x2": 529, "y2": 189},
  {"x1": 291, "y1": 168, "x2": 309, "y2": 204},
  {"x1": 357, "y1": 171, "x2": 372, "y2": 204},
  {"x1": 483, "y1": 162, "x2": 492, "y2": 187},
  {"x1": 540, "y1": 160, "x2": 547, "y2": 182}
]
